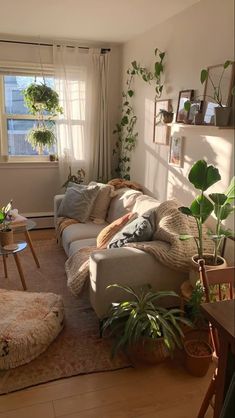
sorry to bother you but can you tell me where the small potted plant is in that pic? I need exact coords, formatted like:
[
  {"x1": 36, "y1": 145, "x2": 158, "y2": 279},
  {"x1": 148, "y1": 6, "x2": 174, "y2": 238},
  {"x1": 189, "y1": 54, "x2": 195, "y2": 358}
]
[
  {"x1": 23, "y1": 82, "x2": 63, "y2": 153},
  {"x1": 103, "y1": 284, "x2": 191, "y2": 364},
  {"x1": 157, "y1": 109, "x2": 174, "y2": 124},
  {"x1": 183, "y1": 281, "x2": 213, "y2": 377},
  {"x1": 184, "y1": 60, "x2": 235, "y2": 126},
  {"x1": 179, "y1": 160, "x2": 234, "y2": 279},
  {"x1": 0, "y1": 200, "x2": 13, "y2": 247},
  {"x1": 62, "y1": 167, "x2": 86, "y2": 189}
]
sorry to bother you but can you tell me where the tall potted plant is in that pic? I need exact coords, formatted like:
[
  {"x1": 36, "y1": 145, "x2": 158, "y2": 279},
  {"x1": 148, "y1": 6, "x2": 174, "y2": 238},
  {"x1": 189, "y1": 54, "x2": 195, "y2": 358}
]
[
  {"x1": 23, "y1": 83, "x2": 63, "y2": 153},
  {"x1": 179, "y1": 160, "x2": 234, "y2": 273},
  {"x1": 103, "y1": 284, "x2": 191, "y2": 364}
]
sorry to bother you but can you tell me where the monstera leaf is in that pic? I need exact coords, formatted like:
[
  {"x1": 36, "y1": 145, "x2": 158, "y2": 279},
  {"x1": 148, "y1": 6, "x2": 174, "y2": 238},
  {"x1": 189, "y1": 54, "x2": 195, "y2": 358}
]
[{"x1": 188, "y1": 160, "x2": 221, "y2": 191}]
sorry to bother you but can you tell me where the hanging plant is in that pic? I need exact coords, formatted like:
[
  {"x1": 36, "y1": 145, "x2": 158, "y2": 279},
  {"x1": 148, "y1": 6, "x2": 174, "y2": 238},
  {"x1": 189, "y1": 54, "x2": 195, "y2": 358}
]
[
  {"x1": 23, "y1": 82, "x2": 63, "y2": 152},
  {"x1": 113, "y1": 48, "x2": 166, "y2": 180},
  {"x1": 23, "y1": 83, "x2": 63, "y2": 115}
]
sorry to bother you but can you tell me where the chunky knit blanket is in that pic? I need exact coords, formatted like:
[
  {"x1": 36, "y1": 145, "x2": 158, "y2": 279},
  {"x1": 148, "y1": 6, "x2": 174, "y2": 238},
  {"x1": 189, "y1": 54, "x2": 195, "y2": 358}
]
[{"x1": 65, "y1": 199, "x2": 214, "y2": 297}]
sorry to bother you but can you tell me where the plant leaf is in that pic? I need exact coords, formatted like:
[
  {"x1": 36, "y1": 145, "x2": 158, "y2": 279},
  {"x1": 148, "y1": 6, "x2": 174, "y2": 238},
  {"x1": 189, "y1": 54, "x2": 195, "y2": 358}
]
[
  {"x1": 178, "y1": 206, "x2": 193, "y2": 216},
  {"x1": 190, "y1": 195, "x2": 214, "y2": 223},
  {"x1": 209, "y1": 193, "x2": 227, "y2": 206},
  {"x1": 188, "y1": 160, "x2": 221, "y2": 191},
  {"x1": 200, "y1": 69, "x2": 208, "y2": 84},
  {"x1": 224, "y1": 60, "x2": 232, "y2": 69},
  {"x1": 225, "y1": 177, "x2": 235, "y2": 203}
]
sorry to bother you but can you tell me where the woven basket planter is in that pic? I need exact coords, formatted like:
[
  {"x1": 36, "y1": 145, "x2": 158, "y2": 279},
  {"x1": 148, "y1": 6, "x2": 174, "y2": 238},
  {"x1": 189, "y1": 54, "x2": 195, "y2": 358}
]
[{"x1": 128, "y1": 337, "x2": 169, "y2": 365}]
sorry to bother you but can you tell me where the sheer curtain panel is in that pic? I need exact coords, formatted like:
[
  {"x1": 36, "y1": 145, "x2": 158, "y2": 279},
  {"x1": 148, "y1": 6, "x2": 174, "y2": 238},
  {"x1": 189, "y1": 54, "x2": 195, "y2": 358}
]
[{"x1": 53, "y1": 45, "x2": 111, "y2": 185}]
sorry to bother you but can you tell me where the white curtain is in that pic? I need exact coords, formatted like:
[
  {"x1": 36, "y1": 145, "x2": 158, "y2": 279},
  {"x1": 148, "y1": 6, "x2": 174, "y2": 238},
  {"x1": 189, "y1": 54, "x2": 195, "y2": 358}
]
[
  {"x1": 88, "y1": 49, "x2": 111, "y2": 182},
  {"x1": 53, "y1": 45, "x2": 111, "y2": 186}
]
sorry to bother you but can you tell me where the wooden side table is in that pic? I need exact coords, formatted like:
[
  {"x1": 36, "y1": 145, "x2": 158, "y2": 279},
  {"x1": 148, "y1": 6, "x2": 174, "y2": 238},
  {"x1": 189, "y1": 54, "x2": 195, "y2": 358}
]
[
  {"x1": 11, "y1": 219, "x2": 40, "y2": 268},
  {"x1": 0, "y1": 242, "x2": 28, "y2": 290}
]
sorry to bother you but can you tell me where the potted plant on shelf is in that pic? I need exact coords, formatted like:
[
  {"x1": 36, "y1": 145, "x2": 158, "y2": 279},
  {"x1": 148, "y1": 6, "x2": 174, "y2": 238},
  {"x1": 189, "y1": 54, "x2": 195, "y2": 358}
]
[
  {"x1": 185, "y1": 60, "x2": 235, "y2": 126},
  {"x1": 179, "y1": 160, "x2": 234, "y2": 278},
  {"x1": 103, "y1": 284, "x2": 191, "y2": 364},
  {"x1": 157, "y1": 109, "x2": 174, "y2": 124},
  {"x1": 23, "y1": 83, "x2": 63, "y2": 153},
  {"x1": 0, "y1": 200, "x2": 13, "y2": 247}
]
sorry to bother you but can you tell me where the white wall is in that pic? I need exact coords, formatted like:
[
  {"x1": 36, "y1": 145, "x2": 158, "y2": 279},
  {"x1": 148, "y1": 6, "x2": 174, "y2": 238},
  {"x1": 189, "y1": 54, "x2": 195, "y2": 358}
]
[
  {"x1": 122, "y1": 0, "x2": 234, "y2": 216},
  {"x1": 0, "y1": 40, "x2": 122, "y2": 214}
]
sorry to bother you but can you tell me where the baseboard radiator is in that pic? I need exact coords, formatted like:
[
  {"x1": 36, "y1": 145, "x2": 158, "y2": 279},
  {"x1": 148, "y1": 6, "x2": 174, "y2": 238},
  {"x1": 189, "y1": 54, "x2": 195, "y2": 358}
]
[{"x1": 22, "y1": 213, "x2": 54, "y2": 229}]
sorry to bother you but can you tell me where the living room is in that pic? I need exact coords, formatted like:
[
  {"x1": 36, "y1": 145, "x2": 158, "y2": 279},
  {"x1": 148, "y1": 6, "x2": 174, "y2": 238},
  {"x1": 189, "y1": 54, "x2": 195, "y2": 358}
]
[{"x1": 0, "y1": 0, "x2": 234, "y2": 417}]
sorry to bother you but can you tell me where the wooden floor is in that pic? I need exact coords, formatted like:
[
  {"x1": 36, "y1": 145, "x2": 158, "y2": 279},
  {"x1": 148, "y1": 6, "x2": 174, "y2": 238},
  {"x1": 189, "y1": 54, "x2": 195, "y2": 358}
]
[{"x1": 0, "y1": 229, "x2": 214, "y2": 418}]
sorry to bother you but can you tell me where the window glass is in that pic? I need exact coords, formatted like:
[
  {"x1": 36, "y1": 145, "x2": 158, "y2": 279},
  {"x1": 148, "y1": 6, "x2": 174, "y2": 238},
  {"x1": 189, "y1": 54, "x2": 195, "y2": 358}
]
[
  {"x1": 4, "y1": 75, "x2": 55, "y2": 115},
  {"x1": 7, "y1": 119, "x2": 56, "y2": 156}
]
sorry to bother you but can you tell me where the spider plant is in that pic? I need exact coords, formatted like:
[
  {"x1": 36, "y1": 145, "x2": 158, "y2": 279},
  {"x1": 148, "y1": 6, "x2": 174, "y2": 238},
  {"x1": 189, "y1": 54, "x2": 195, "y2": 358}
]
[{"x1": 103, "y1": 284, "x2": 191, "y2": 357}]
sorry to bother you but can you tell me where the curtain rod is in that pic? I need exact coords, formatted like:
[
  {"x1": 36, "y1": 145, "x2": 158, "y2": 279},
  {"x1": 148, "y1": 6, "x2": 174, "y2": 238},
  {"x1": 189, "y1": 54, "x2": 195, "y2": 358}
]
[{"x1": 0, "y1": 39, "x2": 110, "y2": 53}]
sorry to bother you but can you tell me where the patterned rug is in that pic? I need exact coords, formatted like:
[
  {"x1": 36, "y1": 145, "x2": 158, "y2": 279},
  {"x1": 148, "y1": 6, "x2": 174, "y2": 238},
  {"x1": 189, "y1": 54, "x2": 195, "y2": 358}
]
[{"x1": 0, "y1": 239, "x2": 129, "y2": 394}]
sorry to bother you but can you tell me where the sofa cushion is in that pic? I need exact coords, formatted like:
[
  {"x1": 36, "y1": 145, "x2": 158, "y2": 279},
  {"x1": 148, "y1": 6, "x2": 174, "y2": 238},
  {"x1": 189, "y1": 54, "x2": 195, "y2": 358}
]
[
  {"x1": 62, "y1": 221, "x2": 107, "y2": 256},
  {"x1": 89, "y1": 182, "x2": 115, "y2": 224},
  {"x1": 106, "y1": 188, "x2": 142, "y2": 223},
  {"x1": 97, "y1": 212, "x2": 136, "y2": 249},
  {"x1": 133, "y1": 194, "x2": 160, "y2": 216},
  {"x1": 108, "y1": 210, "x2": 155, "y2": 248},
  {"x1": 58, "y1": 185, "x2": 99, "y2": 222},
  {"x1": 69, "y1": 238, "x2": 97, "y2": 257}
]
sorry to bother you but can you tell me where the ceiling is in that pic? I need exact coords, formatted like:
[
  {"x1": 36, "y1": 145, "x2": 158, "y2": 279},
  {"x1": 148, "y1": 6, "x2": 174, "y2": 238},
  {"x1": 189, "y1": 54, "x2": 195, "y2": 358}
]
[{"x1": 0, "y1": 0, "x2": 199, "y2": 44}]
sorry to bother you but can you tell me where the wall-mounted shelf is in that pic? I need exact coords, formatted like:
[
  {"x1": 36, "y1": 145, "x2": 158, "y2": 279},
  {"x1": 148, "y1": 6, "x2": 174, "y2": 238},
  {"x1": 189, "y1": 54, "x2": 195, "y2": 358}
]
[{"x1": 168, "y1": 123, "x2": 235, "y2": 130}]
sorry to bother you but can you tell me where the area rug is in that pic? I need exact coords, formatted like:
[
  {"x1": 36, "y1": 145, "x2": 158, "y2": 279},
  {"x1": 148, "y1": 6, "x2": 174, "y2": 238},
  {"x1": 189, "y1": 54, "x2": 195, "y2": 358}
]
[{"x1": 0, "y1": 239, "x2": 130, "y2": 394}]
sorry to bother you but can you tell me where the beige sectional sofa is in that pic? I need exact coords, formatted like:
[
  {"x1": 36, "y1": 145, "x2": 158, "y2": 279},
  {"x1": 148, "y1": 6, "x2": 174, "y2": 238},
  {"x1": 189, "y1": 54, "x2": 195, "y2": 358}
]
[{"x1": 54, "y1": 188, "x2": 189, "y2": 318}]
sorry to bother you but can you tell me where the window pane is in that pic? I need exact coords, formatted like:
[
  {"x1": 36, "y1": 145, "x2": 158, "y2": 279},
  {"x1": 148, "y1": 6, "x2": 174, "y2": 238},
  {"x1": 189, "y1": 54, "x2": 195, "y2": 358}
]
[
  {"x1": 7, "y1": 119, "x2": 57, "y2": 156},
  {"x1": 4, "y1": 76, "x2": 55, "y2": 115}
]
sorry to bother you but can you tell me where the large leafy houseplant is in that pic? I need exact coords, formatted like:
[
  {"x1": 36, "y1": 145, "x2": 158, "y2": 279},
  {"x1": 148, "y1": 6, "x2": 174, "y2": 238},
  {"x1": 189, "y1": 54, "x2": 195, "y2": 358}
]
[
  {"x1": 103, "y1": 284, "x2": 190, "y2": 361},
  {"x1": 179, "y1": 160, "x2": 234, "y2": 265},
  {"x1": 113, "y1": 48, "x2": 165, "y2": 180},
  {"x1": 0, "y1": 200, "x2": 13, "y2": 247},
  {"x1": 23, "y1": 83, "x2": 63, "y2": 152}
]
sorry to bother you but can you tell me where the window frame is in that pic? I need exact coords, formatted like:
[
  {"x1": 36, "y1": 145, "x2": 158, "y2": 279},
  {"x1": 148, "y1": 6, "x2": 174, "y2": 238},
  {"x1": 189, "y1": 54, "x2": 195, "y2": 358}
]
[{"x1": 0, "y1": 67, "x2": 57, "y2": 163}]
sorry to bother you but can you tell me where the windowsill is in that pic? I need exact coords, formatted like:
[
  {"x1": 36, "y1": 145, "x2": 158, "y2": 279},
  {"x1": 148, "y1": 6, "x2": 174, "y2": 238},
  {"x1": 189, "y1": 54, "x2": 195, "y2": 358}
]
[{"x1": 0, "y1": 160, "x2": 59, "y2": 168}]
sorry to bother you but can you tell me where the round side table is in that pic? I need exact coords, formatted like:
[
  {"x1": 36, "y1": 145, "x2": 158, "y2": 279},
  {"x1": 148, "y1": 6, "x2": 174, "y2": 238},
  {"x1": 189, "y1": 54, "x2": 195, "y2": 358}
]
[{"x1": 0, "y1": 241, "x2": 28, "y2": 290}]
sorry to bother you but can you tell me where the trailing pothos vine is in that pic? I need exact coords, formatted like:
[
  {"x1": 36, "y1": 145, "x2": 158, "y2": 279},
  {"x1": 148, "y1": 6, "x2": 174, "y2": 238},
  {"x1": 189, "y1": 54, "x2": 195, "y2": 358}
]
[{"x1": 113, "y1": 48, "x2": 166, "y2": 180}]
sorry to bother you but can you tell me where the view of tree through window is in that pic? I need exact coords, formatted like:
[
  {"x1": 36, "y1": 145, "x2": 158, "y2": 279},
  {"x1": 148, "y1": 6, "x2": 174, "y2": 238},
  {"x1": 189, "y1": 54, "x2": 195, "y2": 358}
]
[{"x1": 4, "y1": 75, "x2": 57, "y2": 156}]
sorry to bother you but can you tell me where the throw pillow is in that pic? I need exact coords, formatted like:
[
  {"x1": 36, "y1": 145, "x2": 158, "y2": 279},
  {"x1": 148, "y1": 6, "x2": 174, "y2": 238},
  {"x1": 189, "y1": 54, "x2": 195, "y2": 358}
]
[
  {"x1": 132, "y1": 195, "x2": 160, "y2": 216},
  {"x1": 57, "y1": 185, "x2": 99, "y2": 222},
  {"x1": 108, "y1": 210, "x2": 156, "y2": 248},
  {"x1": 106, "y1": 188, "x2": 142, "y2": 224},
  {"x1": 96, "y1": 212, "x2": 136, "y2": 249},
  {"x1": 89, "y1": 182, "x2": 115, "y2": 224}
]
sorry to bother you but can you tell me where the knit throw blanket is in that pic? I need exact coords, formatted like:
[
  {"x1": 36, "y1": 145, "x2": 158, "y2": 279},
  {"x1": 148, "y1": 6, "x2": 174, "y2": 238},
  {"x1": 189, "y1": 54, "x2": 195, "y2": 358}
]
[{"x1": 65, "y1": 199, "x2": 214, "y2": 297}]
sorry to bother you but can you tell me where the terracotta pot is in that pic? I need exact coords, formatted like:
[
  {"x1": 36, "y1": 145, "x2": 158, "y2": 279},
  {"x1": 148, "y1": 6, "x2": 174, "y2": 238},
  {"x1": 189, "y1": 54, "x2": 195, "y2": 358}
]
[
  {"x1": 189, "y1": 254, "x2": 227, "y2": 286},
  {"x1": 184, "y1": 339, "x2": 213, "y2": 377},
  {"x1": 128, "y1": 337, "x2": 170, "y2": 365},
  {"x1": 0, "y1": 229, "x2": 14, "y2": 247}
]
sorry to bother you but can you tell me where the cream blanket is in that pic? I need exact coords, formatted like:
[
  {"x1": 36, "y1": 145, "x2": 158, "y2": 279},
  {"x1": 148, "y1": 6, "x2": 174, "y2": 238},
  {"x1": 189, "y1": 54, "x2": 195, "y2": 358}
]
[{"x1": 65, "y1": 199, "x2": 214, "y2": 297}]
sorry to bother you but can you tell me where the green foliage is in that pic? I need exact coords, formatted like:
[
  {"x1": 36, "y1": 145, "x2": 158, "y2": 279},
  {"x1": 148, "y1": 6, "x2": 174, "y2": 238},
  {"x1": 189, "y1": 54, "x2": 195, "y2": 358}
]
[
  {"x1": 179, "y1": 160, "x2": 234, "y2": 264},
  {"x1": 103, "y1": 284, "x2": 191, "y2": 357},
  {"x1": 185, "y1": 59, "x2": 234, "y2": 111},
  {"x1": 185, "y1": 281, "x2": 205, "y2": 324},
  {"x1": 23, "y1": 83, "x2": 63, "y2": 115},
  {"x1": 113, "y1": 48, "x2": 166, "y2": 179},
  {"x1": 27, "y1": 127, "x2": 56, "y2": 150},
  {"x1": 62, "y1": 166, "x2": 86, "y2": 189},
  {"x1": 0, "y1": 200, "x2": 13, "y2": 232},
  {"x1": 23, "y1": 83, "x2": 63, "y2": 151}
]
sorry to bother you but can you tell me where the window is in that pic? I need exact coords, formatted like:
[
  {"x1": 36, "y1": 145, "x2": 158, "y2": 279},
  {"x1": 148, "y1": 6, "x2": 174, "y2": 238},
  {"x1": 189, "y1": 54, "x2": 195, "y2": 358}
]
[{"x1": 0, "y1": 74, "x2": 57, "y2": 159}]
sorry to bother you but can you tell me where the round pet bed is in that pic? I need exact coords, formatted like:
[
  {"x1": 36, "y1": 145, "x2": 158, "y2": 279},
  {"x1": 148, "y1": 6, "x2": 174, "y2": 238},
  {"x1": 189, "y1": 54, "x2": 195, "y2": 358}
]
[{"x1": 0, "y1": 289, "x2": 64, "y2": 369}]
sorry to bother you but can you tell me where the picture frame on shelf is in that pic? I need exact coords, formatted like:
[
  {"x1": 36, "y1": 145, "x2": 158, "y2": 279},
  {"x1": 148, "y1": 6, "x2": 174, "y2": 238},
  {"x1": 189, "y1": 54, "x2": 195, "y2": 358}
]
[
  {"x1": 168, "y1": 135, "x2": 184, "y2": 167},
  {"x1": 176, "y1": 90, "x2": 194, "y2": 123},
  {"x1": 188, "y1": 100, "x2": 203, "y2": 124},
  {"x1": 153, "y1": 99, "x2": 172, "y2": 145}
]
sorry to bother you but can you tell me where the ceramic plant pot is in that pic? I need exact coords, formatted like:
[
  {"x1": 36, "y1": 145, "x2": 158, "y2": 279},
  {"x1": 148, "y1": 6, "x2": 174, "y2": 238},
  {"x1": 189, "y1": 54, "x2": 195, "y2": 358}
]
[
  {"x1": 189, "y1": 254, "x2": 227, "y2": 286},
  {"x1": 184, "y1": 339, "x2": 213, "y2": 377},
  {"x1": 0, "y1": 229, "x2": 14, "y2": 247},
  {"x1": 214, "y1": 106, "x2": 231, "y2": 127}
]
